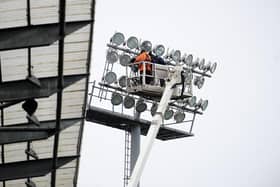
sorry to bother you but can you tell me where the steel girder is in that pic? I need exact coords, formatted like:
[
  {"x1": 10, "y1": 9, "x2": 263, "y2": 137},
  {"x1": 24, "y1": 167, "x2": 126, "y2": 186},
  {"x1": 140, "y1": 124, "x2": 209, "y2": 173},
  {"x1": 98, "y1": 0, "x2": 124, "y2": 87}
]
[
  {"x1": 0, "y1": 74, "x2": 88, "y2": 102},
  {"x1": 0, "y1": 20, "x2": 91, "y2": 51},
  {"x1": 0, "y1": 155, "x2": 78, "y2": 181},
  {"x1": 0, "y1": 118, "x2": 82, "y2": 145}
]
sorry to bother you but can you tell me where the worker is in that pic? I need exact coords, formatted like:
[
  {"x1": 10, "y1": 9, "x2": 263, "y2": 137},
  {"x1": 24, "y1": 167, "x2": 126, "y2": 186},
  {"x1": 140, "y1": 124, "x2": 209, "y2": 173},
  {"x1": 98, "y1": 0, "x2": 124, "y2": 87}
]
[
  {"x1": 149, "y1": 51, "x2": 166, "y2": 87},
  {"x1": 149, "y1": 51, "x2": 166, "y2": 65},
  {"x1": 130, "y1": 50, "x2": 153, "y2": 84}
]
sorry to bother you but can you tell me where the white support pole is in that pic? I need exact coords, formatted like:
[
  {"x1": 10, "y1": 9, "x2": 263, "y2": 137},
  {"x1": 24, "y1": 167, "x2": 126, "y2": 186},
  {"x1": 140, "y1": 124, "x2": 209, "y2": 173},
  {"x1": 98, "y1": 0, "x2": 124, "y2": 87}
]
[{"x1": 127, "y1": 66, "x2": 182, "y2": 187}]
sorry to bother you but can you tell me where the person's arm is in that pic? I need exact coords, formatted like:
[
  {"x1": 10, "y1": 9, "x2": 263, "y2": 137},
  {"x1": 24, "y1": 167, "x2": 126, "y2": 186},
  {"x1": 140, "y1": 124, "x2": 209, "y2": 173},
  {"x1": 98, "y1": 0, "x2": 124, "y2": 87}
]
[{"x1": 130, "y1": 57, "x2": 136, "y2": 63}]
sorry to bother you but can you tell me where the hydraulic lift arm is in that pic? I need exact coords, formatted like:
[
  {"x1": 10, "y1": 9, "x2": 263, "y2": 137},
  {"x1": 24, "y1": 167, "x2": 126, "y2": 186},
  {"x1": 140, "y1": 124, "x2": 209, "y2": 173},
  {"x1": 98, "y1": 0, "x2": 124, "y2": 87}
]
[{"x1": 127, "y1": 66, "x2": 183, "y2": 187}]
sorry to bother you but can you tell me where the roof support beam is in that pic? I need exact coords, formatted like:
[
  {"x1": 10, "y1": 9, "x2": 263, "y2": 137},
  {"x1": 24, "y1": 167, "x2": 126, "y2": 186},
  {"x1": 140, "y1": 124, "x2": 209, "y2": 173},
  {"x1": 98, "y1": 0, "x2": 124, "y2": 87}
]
[
  {"x1": 0, "y1": 155, "x2": 78, "y2": 181},
  {"x1": 73, "y1": 0, "x2": 96, "y2": 186},
  {"x1": 0, "y1": 74, "x2": 87, "y2": 102},
  {"x1": 51, "y1": 0, "x2": 66, "y2": 186},
  {"x1": 0, "y1": 118, "x2": 82, "y2": 145},
  {"x1": 0, "y1": 20, "x2": 91, "y2": 51}
]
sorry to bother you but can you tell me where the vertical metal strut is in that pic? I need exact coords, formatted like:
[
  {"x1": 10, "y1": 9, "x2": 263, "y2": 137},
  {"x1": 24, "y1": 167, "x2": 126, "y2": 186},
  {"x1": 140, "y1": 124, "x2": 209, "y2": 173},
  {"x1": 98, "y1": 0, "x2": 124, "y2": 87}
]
[{"x1": 51, "y1": 0, "x2": 66, "y2": 186}]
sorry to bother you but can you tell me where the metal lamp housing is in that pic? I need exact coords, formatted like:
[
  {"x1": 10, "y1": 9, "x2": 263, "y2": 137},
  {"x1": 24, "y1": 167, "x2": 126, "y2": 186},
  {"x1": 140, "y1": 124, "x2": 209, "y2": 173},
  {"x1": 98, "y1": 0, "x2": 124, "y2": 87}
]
[
  {"x1": 153, "y1": 44, "x2": 165, "y2": 56},
  {"x1": 171, "y1": 50, "x2": 181, "y2": 63},
  {"x1": 111, "y1": 32, "x2": 125, "y2": 46},
  {"x1": 124, "y1": 95, "x2": 135, "y2": 109},
  {"x1": 119, "y1": 53, "x2": 131, "y2": 66},
  {"x1": 136, "y1": 99, "x2": 147, "y2": 113},
  {"x1": 140, "y1": 40, "x2": 152, "y2": 52},
  {"x1": 104, "y1": 71, "x2": 117, "y2": 84},
  {"x1": 187, "y1": 96, "x2": 197, "y2": 107},
  {"x1": 164, "y1": 108, "x2": 174, "y2": 120},
  {"x1": 127, "y1": 36, "x2": 139, "y2": 49},
  {"x1": 111, "y1": 92, "x2": 123, "y2": 106},
  {"x1": 201, "y1": 99, "x2": 208, "y2": 111},
  {"x1": 210, "y1": 62, "x2": 217, "y2": 73},
  {"x1": 106, "y1": 50, "x2": 119, "y2": 63},
  {"x1": 174, "y1": 111, "x2": 185, "y2": 123}
]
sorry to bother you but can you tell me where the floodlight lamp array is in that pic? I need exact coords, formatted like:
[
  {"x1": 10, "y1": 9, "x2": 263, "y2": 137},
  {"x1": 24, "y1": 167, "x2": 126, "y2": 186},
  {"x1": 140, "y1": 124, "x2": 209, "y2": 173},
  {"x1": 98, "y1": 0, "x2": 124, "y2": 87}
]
[
  {"x1": 105, "y1": 31, "x2": 217, "y2": 120},
  {"x1": 108, "y1": 32, "x2": 218, "y2": 76}
]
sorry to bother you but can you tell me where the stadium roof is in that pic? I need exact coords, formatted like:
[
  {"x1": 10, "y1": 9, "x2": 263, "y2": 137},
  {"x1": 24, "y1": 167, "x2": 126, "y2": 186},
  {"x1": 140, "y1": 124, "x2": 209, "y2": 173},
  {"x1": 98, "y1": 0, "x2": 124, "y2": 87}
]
[{"x1": 0, "y1": 0, "x2": 95, "y2": 186}]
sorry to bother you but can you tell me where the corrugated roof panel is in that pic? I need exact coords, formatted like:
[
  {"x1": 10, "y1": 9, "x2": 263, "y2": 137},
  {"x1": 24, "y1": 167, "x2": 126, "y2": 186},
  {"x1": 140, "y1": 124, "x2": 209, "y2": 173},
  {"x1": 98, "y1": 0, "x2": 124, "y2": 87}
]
[
  {"x1": 0, "y1": 0, "x2": 94, "y2": 186},
  {"x1": 5, "y1": 179, "x2": 27, "y2": 187},
  {"x1": 0, "y1": 1, "x2": 26, "y2": 29},
  {"x1": 4, "y1": 143, "x2": 27, "y2": 163}
]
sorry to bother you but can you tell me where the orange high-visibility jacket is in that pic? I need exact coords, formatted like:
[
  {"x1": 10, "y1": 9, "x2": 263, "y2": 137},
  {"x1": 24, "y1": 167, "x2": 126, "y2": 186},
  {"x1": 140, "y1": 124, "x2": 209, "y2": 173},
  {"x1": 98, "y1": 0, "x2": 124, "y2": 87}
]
[{"x1": 135, "y1": 52, "x2": 152, "y2": 72}]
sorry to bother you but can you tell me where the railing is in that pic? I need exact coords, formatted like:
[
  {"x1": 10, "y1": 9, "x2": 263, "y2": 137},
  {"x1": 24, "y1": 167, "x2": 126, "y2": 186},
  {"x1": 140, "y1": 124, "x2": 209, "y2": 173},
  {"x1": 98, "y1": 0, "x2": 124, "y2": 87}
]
[{"x1": 126, "y1": 61, "x2": 171, "y2": 88}]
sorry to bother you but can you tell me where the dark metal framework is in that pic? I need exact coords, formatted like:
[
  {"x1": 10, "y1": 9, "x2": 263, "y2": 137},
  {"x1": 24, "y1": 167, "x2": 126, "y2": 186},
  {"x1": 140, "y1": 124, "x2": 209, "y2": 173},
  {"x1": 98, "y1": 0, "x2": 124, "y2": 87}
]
[
  {"x1": 0, "y1": 155, "x2": 79, "y2": 181},
  {"x1": 0, "y1": 21, "x2": 92, "y2": 51},
  {"x1": 74, "y1": 0, "x2": 96, "y2": 186},
  {"x1": 0, "y1": 118, "x2": 83, "y2": 145},
  {"x1": 86, "y1": 106, "x2": 194, "y2": 141},
  {"x1": 51, "y1": 0, "x2": 66, "y2": 186},
  {"x1": 0, "y1": 0, "x2": 95, "y2": 186}
]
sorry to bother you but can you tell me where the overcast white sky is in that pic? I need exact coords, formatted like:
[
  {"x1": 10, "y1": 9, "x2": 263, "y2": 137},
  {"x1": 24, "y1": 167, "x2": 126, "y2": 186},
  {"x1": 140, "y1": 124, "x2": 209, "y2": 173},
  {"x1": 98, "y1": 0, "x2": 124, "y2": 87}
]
[{"x1": 78, "y1": 0, "x2": 280, "y2": 186}]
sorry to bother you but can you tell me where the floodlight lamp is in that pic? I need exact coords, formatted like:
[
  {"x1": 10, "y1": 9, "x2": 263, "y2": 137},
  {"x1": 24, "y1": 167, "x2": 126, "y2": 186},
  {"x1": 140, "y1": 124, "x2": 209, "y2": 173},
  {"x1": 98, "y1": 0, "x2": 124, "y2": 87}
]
[
  {"x1": 127, "y1": 36, "x2": 139, "y2": 49},
  {"x1": 201, "y1": 99, "x2": 208, "y2": 111},
  {"x1": 197, "y1": 76, "x2": 205, "y2": 89},
  {"x1": 119, "y1": 53, "x2": 131, "y2": 66},
  {"x1": 171, "y1": 50, "x2": 181, "y2": 63},
  {"x1": 192, "y1": 58, "x2": 199, "y2": 68},
  {"x1": 154, "y1": 44, "x2": 165, "y2": 56},
  {"x1": 210, "y1": 62, "x2": 217, "y2": 73},
  {"x1": 111, "y1": 92, "x2": 123, "y2": 106},
  {"x1": 104, "y1": 71, "x2": 117, "y2": 84},
  {"x1": 118, "y1": 75, "x2": 128, "y2": 87},
  {"x1": 181, "y1": 53, "x2": 187, "y2": 62},
  {"x1": 193, "y1": 76, "x2": 199, "y2": 87},
  {"x1": 187, "y1": 96, "x2": 197, "y2": 107},
  {"x1": 140, "y1": 40, "x2": 152, "y2": 52},
  {"x1": 106, "y1": 50, "x2": 119, "y2": 63},
  {"x1": 199, "y1": 58, "x2": 205, "y2": 70},
  {"x1": 185, "y1": 54, "x2": 193, "y2": 66},
  {"x1": 136, "y1": 99, "x2": 147, "y2": 113},
  {"x1": 111, "y1": 32, "x2": 125, "y2": 46},
  {"x1": 204, "y1": 62, "x2": 211, "y2": 72},
  {"x1": 174, "y1": 111, "x2": 185, "y2": 123},
  {"x1": 164, "y1": 107, "x2": 174, "y2": 120},
  {"x1": 150, "y1": 102, "x2": 158, "y2": 116},
  {"x1": 195, "y1": 98, "x2": 203, "y2": 108},
  {"x1": 124, "y1": 95, "x2": 135, "y2": 109},
  {"x1": 184, "y1": 71, "x2": 193, "y2": 83}
]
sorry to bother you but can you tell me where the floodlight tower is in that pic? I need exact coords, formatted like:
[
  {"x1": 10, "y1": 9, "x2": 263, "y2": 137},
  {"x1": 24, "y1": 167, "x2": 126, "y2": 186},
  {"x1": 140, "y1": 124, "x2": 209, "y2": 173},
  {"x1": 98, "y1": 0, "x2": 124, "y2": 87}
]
[{"x1": 86, "y1": 32, "x2": 217, "y2": 187}]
